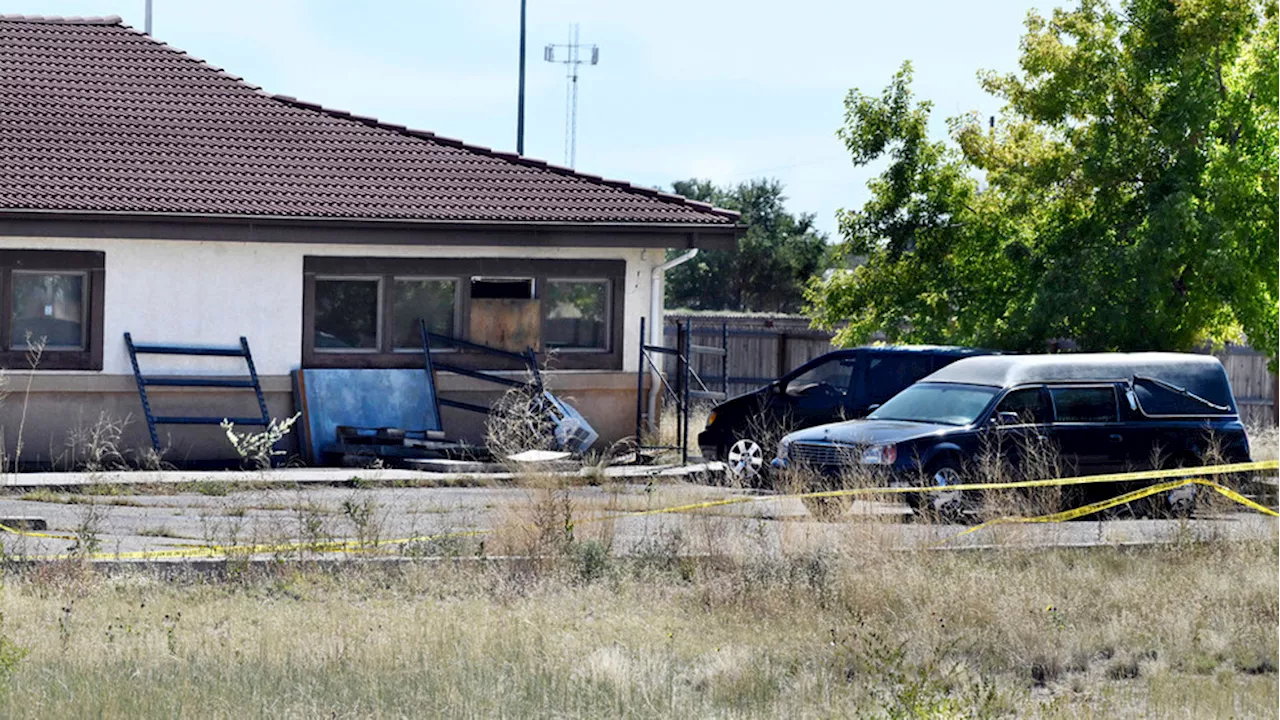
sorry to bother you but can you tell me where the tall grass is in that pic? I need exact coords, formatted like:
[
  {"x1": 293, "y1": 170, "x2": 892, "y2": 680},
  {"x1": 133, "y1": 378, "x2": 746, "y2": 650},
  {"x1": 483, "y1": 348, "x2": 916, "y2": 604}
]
[{"x1": 0, "y1": 540, "x2": 1274, "y2": 718}]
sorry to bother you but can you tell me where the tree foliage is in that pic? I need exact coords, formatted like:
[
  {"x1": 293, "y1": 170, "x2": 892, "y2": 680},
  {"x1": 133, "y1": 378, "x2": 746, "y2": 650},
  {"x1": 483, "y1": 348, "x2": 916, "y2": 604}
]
[
  {"x1": 809, "y1": 0, "x2": 1278, "y2": 365},
  {"x1": 666, "y1": 179, "x2": 830, "y2": 313}
]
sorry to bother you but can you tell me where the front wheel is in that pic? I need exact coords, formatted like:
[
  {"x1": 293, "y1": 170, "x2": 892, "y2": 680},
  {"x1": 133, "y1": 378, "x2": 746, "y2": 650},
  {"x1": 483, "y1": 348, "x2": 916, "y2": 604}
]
[
  {"x1": 725, "y1": 438, "x2": 766, "y2": 484},
  {"x1": 918, "y1": 462, "x2": 982, "y2": 523}
]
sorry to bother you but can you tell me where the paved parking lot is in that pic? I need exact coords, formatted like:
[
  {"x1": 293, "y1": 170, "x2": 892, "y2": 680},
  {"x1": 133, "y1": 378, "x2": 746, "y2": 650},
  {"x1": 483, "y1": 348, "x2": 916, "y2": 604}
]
[{"x1": 0, "y1": 477, "x2": 1274, "y2": 560}]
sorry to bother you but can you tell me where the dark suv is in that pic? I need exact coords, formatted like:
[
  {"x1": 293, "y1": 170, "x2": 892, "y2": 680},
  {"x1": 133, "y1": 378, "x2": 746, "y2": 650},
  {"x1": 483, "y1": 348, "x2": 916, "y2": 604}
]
[
  {"x1": 771, "y1": 353, "x2": 1252, "y2": 518},
  {"x1": 698, "y1": 345, "x2": 995, "y2": 482}
]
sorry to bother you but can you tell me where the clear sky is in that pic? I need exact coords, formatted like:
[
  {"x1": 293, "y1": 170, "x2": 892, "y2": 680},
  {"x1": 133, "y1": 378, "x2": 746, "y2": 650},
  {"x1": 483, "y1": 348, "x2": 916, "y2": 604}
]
[{"x1": 12, "y1": 0, "x2": 1046, "y2": 238}]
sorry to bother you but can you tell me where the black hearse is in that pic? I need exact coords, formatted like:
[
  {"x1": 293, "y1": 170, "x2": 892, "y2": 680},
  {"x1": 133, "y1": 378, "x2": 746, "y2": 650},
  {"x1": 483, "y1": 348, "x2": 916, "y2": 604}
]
[
  {"x1": 697, "y1": 345, "x2": 996, "y2": 481},
  {"x1": 771, "y1": 353, "x2": 1251, "y2": 518}
]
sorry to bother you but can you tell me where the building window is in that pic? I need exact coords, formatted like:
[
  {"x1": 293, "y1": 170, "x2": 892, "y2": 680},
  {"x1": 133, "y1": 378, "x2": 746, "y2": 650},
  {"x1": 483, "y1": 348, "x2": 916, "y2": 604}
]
[
  {"x1": 11, "y1": 271, "x2": 86, "y2": 350},
  {"x1": 0, "y1": 250, "x2": 104, "y2": 370},
  {"x1": 543, "y1": 279, "x2": 609, "y2": 351},
  {"x1": 314, "y1": 277, "x2": 380, "y2": 351},
  {"x1": 302, "y1": 257, "x2": 623, "y2": 370},
  {"x1": 392, "y1": 278, "x2": 457, "y2": 350}
]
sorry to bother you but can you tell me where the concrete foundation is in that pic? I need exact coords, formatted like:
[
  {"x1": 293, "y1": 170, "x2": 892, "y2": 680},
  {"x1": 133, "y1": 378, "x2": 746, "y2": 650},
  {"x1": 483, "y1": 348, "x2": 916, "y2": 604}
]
[{"x1": 0, "y1": 370, "x2": 643, "y2": 468}]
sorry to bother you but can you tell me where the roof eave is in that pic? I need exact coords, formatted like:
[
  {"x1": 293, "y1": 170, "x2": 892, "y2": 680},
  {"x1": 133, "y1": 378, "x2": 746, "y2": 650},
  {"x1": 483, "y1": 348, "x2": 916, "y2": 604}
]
[{"x1": 0, "y1": 209, "x2": 742, "y2": 250}]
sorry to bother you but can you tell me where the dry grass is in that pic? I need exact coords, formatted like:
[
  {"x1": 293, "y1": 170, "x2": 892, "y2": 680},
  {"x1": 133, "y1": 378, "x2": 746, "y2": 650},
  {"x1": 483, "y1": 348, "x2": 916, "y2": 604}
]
[{"x1": 0, "y1": 540, "x2": 1274, "y2": 718}]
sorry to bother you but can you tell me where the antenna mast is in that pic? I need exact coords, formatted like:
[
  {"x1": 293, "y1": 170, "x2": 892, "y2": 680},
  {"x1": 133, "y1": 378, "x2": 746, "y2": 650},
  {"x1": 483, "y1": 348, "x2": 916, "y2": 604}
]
[{"x1": 543, "y1": 24, "x2": 599, "y2": 168}]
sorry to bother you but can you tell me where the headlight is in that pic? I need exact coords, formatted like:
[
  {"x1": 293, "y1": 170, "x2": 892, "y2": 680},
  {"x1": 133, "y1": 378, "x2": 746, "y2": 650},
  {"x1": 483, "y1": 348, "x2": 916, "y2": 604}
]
[
  {"x1": 705, "y1": 411, "x2": 717, "y2": 428},
  {"x1": 860, "y1": 443, "x2": 897, "y2": 465}
]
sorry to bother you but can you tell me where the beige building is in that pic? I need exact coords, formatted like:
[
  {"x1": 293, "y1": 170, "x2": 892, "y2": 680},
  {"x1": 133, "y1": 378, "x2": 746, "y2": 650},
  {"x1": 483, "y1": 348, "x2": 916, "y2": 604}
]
[{"x1": 0, "y1": 15, "x2": 740, "y2": 467}]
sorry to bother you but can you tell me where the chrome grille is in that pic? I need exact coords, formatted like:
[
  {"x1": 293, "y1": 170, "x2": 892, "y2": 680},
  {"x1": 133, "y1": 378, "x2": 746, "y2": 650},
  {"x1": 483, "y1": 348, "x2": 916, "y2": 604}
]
[{"x1": 788, "y1": 441, "x2": 859, "y2": 467}]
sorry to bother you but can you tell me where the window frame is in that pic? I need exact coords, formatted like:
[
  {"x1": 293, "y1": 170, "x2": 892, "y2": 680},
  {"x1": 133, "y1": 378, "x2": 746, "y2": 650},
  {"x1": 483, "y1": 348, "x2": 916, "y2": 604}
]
[
  {"x1": 541, "y1": 277, "x2": 612, "y2": 353},
  {"x1": 302, "y1": 257, "x2": 625, "y2": 371},
  {"x1": 0, "y1": 250, "x2": 104, "y2": 371},
  {"x1": 311, "y1": 274, "x2": 384, "y2": 354}
]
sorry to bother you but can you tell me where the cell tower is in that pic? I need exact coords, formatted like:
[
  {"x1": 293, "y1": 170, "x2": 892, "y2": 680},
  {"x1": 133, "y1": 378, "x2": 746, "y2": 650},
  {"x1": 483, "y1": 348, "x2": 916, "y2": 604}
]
[{"x1": 544, "y1": 24, "x2": 599, "y2": 168}]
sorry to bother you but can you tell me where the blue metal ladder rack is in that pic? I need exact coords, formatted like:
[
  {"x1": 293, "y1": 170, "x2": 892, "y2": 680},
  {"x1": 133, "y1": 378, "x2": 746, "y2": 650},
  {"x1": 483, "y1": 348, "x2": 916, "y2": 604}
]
[{"x1": 124, "y1": 332, "x2": 272, "y2": 454}]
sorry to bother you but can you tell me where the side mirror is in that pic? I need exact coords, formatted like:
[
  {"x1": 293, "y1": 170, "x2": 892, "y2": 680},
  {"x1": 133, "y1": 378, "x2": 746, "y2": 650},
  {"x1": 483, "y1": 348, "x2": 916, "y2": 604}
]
[
  {"x1": 867, "y1": 403, "x2": 881, "y2": 413},
  {"x1": 995, "y1": 411, "x2": 1021, "y2": 425}
]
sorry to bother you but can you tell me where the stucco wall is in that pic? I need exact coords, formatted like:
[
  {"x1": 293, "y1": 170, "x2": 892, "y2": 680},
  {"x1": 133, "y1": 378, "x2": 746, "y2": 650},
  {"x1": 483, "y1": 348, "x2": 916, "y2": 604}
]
[{"x1": 0, "y1": 235, "x2": 662, "y2": 375}]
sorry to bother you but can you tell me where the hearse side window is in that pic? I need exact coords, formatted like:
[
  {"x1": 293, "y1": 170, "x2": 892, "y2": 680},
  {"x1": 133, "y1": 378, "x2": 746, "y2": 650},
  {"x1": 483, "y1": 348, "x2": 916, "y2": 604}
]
[
  {"x1": 1049, "y1": 386, "x2": 1118, "y2": 423},
  {"x1": 995, "y1": 387, "x2": 1052, "y2": 424}
]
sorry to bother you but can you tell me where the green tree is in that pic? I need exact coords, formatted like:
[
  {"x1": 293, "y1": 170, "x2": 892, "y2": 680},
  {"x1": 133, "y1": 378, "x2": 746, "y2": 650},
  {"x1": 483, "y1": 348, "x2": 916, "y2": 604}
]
[
  {"x1": 809, "y1": 0, "x2": 1279, "y2": 366},
  {"x1": 666, "y1": 179, "x2": 830, "y2": 313}
]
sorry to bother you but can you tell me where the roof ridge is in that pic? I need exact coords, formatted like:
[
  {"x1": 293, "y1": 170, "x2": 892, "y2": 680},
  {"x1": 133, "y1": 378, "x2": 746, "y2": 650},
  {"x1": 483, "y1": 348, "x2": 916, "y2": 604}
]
[
  {"x1": 267, "y1": 91, "x2": 742, "y2": 223},
  {"x1": 0, "y1": 14, "x2": 122, "y2": 25},
  {"x1": 109, "y1": 18, "x2": 263, "y2": 91}
]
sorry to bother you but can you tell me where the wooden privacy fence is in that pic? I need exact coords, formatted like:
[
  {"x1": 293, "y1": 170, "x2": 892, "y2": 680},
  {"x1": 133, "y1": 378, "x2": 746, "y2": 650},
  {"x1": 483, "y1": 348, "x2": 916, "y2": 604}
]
[
  {"x1": 664, "y1": 314, "x2": 1279, "y2": 426},
  {"x1": 662, "y1": 315, "x2": 835, "y2": 399}
]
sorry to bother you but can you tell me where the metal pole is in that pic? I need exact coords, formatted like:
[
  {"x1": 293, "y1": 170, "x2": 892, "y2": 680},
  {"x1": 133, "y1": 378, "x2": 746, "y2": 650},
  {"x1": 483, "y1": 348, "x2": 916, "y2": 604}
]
[
  {"x1": 675, "y1": 320, "x2": 686, "y2": 458},
  {"x1": 516, "y1": 0, "x2": 526, "y2": 155},
  {"x1": 569, "y1": 24, "x2": 579, "y2": 168},
  {"x1": 144, "y1": 0, "x2": 153, "y2": 35},
  {"x1": 563, "y1": 25, "x2": 573, "y2": 166},
  {"x1": 721, "y1": 321, "x2": 729, "y2": 396},
  {"x1": 635, "y1": 316, "x2": 646, "y2": 448},
  {"x1": 681, "y1": 322, "x2": 691, "y2": 465}
]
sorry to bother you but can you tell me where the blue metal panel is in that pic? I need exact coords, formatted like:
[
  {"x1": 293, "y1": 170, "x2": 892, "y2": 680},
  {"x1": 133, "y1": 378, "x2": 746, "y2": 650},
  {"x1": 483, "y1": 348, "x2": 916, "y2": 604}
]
[{"x1": 292, "y1": 369, "x2": 443, "y2": 465}]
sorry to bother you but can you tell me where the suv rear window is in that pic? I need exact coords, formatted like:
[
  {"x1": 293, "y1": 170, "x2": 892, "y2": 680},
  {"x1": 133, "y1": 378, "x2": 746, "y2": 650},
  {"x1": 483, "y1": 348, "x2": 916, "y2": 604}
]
[
  {"x1": 865, "y1": 354, "x2": 936, "y2": 405},
  {"x1": 1050, "y1": 386, "x2": 1117, "y2": 422}
]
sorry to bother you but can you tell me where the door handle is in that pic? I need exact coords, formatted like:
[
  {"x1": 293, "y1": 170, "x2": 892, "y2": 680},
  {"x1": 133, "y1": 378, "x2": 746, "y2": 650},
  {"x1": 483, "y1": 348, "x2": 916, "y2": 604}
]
[{"x1": 1108, "y1": 434, "x2": 1123, "y2": 443}]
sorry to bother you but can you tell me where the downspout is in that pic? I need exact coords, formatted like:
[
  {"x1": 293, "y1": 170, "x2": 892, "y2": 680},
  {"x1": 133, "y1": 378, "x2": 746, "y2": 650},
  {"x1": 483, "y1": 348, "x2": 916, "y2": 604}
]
[{"x1": 648, "y1": 248, "x2": 698, "y2": 432}]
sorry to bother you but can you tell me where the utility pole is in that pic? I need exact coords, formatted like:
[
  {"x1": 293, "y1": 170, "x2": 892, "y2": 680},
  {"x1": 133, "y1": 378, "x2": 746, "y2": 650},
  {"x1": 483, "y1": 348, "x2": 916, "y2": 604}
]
[
  {"x1": 144, "y1": 0, "x2": 152, "y2": 35},
  {"x1": 543, "y1": 24, "x2": 599, "y2": 168},
  {"x1": 516, "y1": 0, "x2": 527, "y2": 155}
]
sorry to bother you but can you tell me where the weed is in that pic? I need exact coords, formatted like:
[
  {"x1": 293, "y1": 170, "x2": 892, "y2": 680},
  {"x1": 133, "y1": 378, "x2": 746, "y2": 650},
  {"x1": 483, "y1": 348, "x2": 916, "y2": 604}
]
[
  {"x1": 67, "y1": 501, "x2": 107, "y2": 558},
  {"x1": 340, "y1": 494, "x2": 382, "y2": 550},
  {"x1": 0, "y1": 612, "x2": 26, "y2": 690},
  {"x1": 220, "y1": 413, "x2": 301, "y2": 470}
]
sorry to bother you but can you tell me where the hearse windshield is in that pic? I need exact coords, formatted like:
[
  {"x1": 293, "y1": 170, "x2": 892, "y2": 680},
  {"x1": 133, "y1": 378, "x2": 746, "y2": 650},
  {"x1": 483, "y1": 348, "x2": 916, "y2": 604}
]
[{"x1": 868, "y1": 383, "x2": 999, "y2": 426}]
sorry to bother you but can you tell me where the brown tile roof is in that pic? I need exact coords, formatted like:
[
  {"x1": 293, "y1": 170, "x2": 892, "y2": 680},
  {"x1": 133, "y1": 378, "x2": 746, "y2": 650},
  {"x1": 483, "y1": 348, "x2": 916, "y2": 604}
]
[{"x1": 0, "y1": 15, "x2": 738, "y2": 227}]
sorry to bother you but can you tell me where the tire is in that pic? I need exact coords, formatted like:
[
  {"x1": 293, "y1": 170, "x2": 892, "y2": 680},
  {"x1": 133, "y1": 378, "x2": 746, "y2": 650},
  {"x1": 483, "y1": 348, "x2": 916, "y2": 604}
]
[
  {"x1": 919, "y1": 460, "x2": 982, "y2": 524},
  {"x1": 725, "y1": 437, "x2": 767, "y2": 485}
]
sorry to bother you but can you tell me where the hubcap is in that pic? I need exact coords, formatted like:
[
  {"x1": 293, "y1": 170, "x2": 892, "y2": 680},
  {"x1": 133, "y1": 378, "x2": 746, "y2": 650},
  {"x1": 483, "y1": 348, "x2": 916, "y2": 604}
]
[
  {"x1": 930, "y1": 466, "x2": 964, "y2": 512},
  {"x1": 727, "y1": 439, "x2": 764, "y2": 479}
]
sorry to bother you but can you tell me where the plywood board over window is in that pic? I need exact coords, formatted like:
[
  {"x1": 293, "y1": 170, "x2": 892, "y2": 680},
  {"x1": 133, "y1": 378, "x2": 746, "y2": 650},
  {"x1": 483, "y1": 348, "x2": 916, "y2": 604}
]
[
  {"x1": 470, "y1": 299, "x2": 541, "y2": 353},
  {"x1": 301, "y1": 257, "x2": 624, "y2": 371}
]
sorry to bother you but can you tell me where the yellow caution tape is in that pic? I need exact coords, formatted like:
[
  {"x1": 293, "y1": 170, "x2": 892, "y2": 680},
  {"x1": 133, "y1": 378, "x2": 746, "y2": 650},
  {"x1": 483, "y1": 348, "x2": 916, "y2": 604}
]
[
  {"x1": 2, "y1": 460, "x2": 1274, "y2": 561},
  {"x1": 937, "y1": 477, "x2": 1279, "y2": 546}
]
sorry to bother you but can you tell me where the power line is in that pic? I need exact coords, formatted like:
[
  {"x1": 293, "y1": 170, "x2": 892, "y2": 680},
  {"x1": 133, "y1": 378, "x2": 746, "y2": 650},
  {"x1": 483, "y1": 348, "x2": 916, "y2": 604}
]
[{"x1": 544, "y1": 24, "x2": 599, "y2": 168}]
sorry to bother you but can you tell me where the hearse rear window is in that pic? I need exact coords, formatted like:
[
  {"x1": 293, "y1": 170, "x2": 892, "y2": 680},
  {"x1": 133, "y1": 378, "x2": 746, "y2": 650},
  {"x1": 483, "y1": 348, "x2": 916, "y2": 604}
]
[
  {"x1": 1050, "y1": 386, "x2": 1117, "y2": 423},
  {"x1": 1132, "y1": 377, "x2": 1233, "y2": 415}
]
